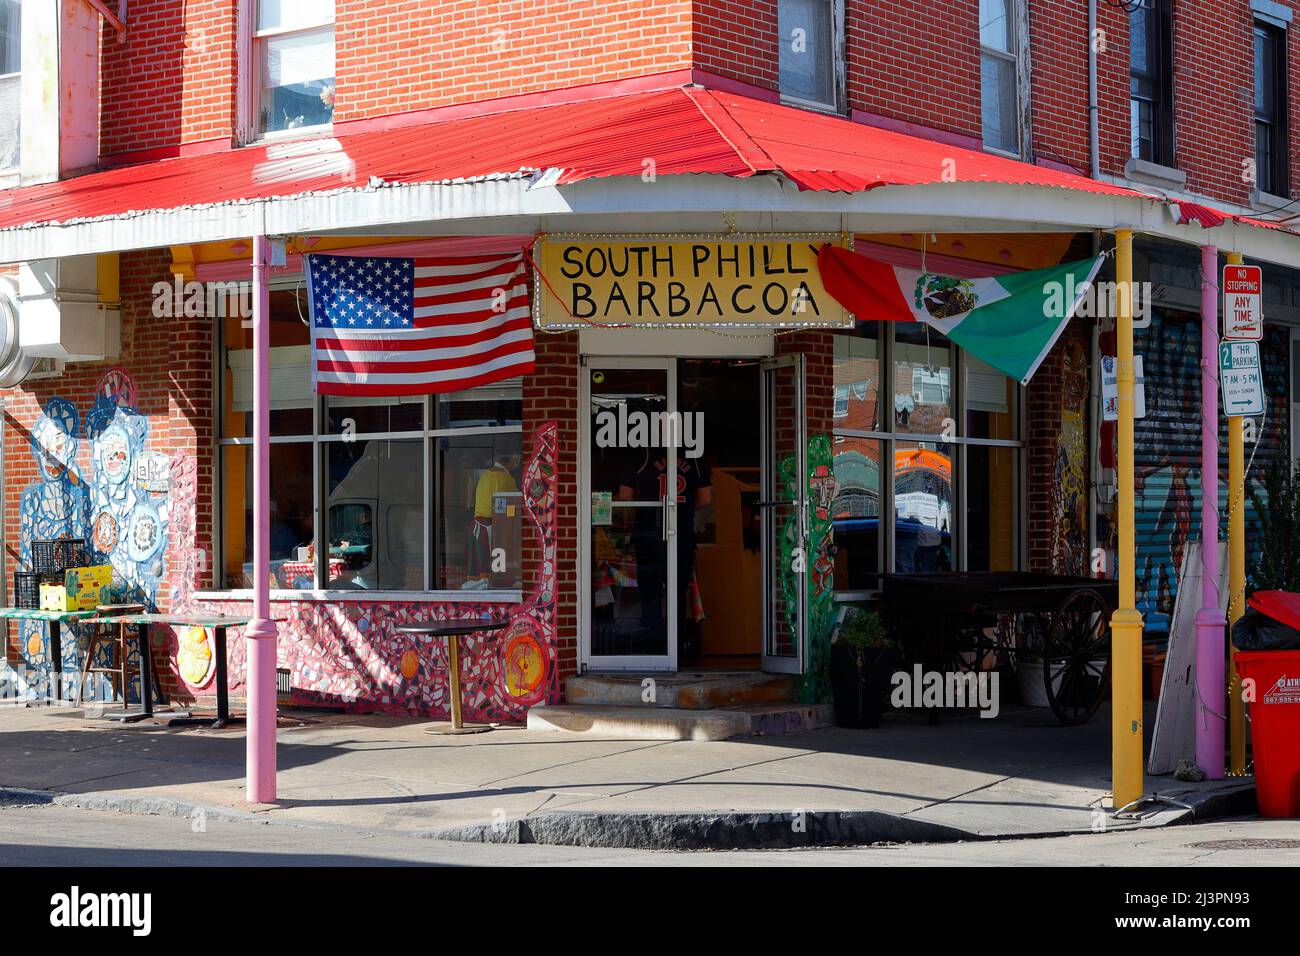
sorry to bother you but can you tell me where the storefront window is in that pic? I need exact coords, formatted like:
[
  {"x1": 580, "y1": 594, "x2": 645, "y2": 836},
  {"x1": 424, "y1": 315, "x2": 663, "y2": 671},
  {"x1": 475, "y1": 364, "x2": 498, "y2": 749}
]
[
  {"x1": 435, "y1": 432, "x2": 524, "y2": 590},
  {"x1": 218, "y1": 285, "x2": 524, "y2": 591},
  {"x1": 325, "y1": 439, "x2": 424, "y2": 590},
  {"x1": 832, "y1": 323, "x2": 884, "y2": 589},
  {"x1": 966, "y1": 443, "x2": 1016, "y2": 571},
  {"x1": 965, "y1": 357, "x2": 1018, "y2": 572},
  {"x1": 325, "y1": 395, "x2": 424, "y2": 435},
  {"x1": 220, "y1": 443, "x2": 315, "y2": 589},
  {"x1": 893, "y1": 324, "x2": 954, "y2": 435},
  {"x1": 894, "y1": 440, "x2": 954, "y2": 571},
  {"x1": 832, "y1": 318, "x2": 1024, "y2": 588},
  {"x1": 832, "y1": 436, "x2": 881, "y2": 589}
]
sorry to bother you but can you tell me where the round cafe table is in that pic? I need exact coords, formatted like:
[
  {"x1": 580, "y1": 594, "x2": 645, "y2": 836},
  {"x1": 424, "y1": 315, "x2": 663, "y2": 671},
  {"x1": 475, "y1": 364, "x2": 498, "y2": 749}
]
[{"x1": 398, "y1": 619, "x2": 509, "y2": 734}]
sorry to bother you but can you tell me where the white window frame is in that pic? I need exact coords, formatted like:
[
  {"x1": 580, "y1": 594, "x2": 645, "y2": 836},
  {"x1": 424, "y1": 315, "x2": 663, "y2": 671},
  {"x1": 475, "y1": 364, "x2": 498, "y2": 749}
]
[
  {"x1": 979, "y1": 0, "x2": 1032, "y2": 160},
  {"x1": 237, "y1": 0, "x2": 336, "y2": 145},
  {"x1": 777, "y1": 0, "x2": 846, "y2": 114},
  {"x1": 0, "y1": 0, "x2": 20, "y2": 174}
]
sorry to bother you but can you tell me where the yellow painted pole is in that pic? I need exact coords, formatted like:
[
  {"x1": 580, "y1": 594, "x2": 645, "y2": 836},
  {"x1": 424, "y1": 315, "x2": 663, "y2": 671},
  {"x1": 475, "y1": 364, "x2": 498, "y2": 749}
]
[
  {"x1": 1112, "y1": 229, "x2": 1145, "y2": 809},
  {"x1": 1226, "y1": 251, "x2": 1247, "y2": 776}
]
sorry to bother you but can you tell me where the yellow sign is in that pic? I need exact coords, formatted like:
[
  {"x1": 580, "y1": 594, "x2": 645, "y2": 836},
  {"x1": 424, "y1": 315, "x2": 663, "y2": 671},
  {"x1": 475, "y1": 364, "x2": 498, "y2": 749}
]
[{"x1": 533, "y1": 235, "x2": 852, "y2": 329}]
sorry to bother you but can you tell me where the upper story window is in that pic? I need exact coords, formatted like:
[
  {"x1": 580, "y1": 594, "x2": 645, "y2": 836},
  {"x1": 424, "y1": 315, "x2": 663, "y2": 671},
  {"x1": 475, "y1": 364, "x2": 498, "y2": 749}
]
[
  {"x1": 979, "y1": 0, "x2": 1022, "y2": 155},
  {"x1": 778, "y1": 0, "x2": 843, "y2": 111},
  {"x1": 1254, "y1": 20, "x2": 1289, "y2": 197},
  {"x1": 255, "y1": 0, "x2": 335, "y2": 137},
  {"x1": 1130, "y1": 0, "x2": 1175, "y2": 167},
  {"x1": 0, "y1": 0, "x2": 20, "y2": 170}
]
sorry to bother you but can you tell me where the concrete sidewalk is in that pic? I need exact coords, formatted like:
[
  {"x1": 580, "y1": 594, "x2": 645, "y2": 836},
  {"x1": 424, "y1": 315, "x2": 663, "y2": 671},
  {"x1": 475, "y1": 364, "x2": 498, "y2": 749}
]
[{"x1": 0, "y1": 703, "x2": 1254, "y2": 850}]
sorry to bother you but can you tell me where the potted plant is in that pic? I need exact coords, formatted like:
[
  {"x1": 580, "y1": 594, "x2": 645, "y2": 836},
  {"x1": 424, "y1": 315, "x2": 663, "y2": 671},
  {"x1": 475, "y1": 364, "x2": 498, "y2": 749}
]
[
  {"x1": 1249, "y1": 463, "x2": 1300, "y2": 594},
  {"x1": 1015, "y1": 613, "x2": 1052, "y2": 708},
  {"x1": 830, "y1": 607, "x2": 897, "y2": 729}
]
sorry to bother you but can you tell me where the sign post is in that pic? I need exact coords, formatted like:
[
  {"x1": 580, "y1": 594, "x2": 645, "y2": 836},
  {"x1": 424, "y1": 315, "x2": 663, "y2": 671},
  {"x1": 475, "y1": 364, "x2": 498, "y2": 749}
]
[
  {"x1": 1111, "y1": 229, "x2": 1144, "y2": 811},
  {"x1": 1223, "y1": 254, "x2": 1255, "y2": 777}
]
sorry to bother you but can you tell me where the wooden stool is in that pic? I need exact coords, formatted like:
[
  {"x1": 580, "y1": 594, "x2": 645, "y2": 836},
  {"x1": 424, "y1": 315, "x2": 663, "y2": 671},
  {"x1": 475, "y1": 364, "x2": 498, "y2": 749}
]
[{"x1": 77, "y1": 604, "x2": 146, "y2": 706}]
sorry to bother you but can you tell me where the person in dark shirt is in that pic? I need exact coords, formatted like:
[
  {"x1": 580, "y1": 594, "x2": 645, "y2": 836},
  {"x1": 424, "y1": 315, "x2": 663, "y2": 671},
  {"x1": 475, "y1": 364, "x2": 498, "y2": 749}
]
[{"x1": 617, "y1": 453, "x2": 712, "y2": 646}]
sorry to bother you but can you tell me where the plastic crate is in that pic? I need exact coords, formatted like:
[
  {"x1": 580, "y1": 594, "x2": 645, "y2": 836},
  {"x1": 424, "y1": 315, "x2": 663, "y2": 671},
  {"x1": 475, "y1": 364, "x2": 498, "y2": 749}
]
[
  {"x1": 14, "y1": 572, "x2": 51, "y2": 609},
  {"x1": 276, "y1": 667, "x2": 292, "y2": 702},
  {"x1": 31, "y1": 538, "x2": 88, "y2": 575}
]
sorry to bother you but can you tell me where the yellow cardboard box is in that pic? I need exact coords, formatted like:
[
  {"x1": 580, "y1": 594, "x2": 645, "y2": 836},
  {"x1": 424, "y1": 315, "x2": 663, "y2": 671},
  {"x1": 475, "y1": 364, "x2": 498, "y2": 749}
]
[{"x1": 42, "y1": 565, "x2": 113, "y2": 611}]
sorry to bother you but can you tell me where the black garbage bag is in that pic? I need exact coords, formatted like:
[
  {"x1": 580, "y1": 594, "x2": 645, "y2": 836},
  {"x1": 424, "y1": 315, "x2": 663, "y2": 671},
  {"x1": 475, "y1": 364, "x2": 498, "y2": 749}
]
[{"x1": 1231, "y1": 608, "x2": 1300, "y2": 651}]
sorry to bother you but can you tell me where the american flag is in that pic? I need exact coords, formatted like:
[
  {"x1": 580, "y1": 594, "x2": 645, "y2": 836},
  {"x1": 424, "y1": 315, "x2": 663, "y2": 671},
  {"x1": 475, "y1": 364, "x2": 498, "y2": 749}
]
[{"x1": 305, "y1": 252, "x2": 535, "y2": 396}]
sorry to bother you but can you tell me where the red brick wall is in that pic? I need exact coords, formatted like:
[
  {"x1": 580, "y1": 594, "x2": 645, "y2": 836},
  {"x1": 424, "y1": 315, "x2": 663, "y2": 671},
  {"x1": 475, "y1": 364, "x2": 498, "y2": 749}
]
[
  {"x1": 1, "y1": 251, "x2": 215, "y2": 700},
  {"x1": 523, "y1": 331, "x2": 579, "y2": 683},
  {"x1": 89, "y1": 0, "x2": 1300, "y2": 214},
  {"x1": 1171, "y1": 0, "x2": 1256, "y2": 204},
  {"x1": 694, "y1": 0, "x2": 778, "y2": 91},
  {"x1": 846, "y1": 0, "x2": 982, "y2": 138},
  {"x1": 334, "y1": 0, "x2": 692, "y2": 122},
  {"x1": 99, "y1": 0, "x2": 238, "y2": 156},
  {"x1": 778, "y1": 329, "x2": 833, "y2": 437}
]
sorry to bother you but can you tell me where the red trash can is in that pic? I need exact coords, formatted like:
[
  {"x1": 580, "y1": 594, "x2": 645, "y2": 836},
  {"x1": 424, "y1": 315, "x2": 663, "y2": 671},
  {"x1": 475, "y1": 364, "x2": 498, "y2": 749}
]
[{"x1": 1236, "y1": 650, "x2": 1300, "y2": 818}]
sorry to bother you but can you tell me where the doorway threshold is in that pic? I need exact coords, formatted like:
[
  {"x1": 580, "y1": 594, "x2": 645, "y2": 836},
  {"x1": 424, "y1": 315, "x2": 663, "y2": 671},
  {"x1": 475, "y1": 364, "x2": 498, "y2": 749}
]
[{"x1": 568, "y1": 671, "x2": 796, "y2": 710}]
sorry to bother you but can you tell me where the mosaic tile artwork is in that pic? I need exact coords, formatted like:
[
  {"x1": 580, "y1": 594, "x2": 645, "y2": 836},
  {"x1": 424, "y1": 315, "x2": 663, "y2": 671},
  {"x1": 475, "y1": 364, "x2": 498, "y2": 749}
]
[{"x1": 12, "y1": 371, "x2": 176, "y2": 701}]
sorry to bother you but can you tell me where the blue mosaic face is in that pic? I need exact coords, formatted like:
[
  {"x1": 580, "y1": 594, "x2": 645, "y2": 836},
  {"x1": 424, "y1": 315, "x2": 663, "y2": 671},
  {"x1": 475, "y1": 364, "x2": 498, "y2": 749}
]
[{"x1": 30, "y1": 399, "x2": 79, "y2": 481}]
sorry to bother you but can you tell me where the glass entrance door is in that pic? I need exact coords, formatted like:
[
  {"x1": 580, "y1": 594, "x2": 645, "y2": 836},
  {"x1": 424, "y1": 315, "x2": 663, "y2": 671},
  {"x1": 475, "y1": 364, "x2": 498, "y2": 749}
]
[
  {"x1": 582, "y1": 359, "x2": 678, "y2": 670},
  {"x1": 760, "y1": 354, "x2": 807, "y2": 674}
]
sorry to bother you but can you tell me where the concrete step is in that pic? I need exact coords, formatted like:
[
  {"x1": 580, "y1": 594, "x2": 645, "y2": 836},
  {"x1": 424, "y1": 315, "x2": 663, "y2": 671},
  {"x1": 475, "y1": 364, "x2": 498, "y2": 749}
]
[
  {"x1": 526, "y1": 701, "x2": 833, "y2": 741},
  {"x1": 566, "y1": 671, "x2": 796, "y2": 710},
  {"x1": 741, "y1": 702, "x2": 834, "y2": 736}
]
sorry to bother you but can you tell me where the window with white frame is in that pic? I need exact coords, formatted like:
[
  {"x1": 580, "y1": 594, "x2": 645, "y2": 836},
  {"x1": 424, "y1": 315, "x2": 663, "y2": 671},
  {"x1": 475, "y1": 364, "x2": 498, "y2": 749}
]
[
  {"x1": 254, "y1": 0, "x2": 335, "y2": 137},
  {"x1": 217, "y1": 287, "x2": 525, "y2": 593},
  {"x1": 778, "y1": 0, "x2": 843, "y2": 111},
  {"x1": 979, "y1": 0, "x2": 1022, "y2": 154},
  {"x1": 0, "y1": 0, "x2": 20, "y2": 170}
]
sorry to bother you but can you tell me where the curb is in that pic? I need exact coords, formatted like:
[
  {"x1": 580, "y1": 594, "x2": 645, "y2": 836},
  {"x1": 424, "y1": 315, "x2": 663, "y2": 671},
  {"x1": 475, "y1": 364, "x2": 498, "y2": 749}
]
[
  {"x1": 428, "y1": 809, "x2": 976, "y2": 850},
  {"x1": 2, "y1": 781, "x2": 1258, "y2": 853},
  {"x1": 428, "y1": 783, "x2": 1260, "y2": 851},
  {"x1": 1, "y1": 786, "x2": 256, "y2": 825}
]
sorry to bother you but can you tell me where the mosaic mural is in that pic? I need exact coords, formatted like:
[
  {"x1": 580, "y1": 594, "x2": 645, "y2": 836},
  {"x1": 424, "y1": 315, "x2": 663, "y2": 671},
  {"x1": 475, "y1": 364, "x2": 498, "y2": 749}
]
[
  {"x1": 203, "y1": 421, "x2": 560, "y2": 723},
  {"x1": 1050, "y1": 334, "x2": 1090, "y2": 575},
  {"x1": 1121, "y1": 314, "x2": 1290, "y2": 637},
  {"x1": 779, "y1": 434, "x2": 836, "y2": 705},
  {"x1": 11, "y1": 370, "x2": 178, "y2": 700}
]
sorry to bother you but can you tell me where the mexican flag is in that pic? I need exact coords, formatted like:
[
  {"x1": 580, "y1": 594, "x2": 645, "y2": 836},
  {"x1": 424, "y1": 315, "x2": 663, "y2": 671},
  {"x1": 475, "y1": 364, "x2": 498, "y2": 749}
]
[{"x1": 817, "y1": 245, "x2": 1104, "y2": 384}]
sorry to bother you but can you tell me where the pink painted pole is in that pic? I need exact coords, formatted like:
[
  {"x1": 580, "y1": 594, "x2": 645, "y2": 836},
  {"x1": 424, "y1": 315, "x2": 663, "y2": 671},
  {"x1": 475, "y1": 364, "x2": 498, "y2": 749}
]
[
  {"x1": 245, "y1": 235, "x2": 279, "y2": 803},
  {"x1": 1195, "y1": 244, "x2": 1226, "y2": 778}
]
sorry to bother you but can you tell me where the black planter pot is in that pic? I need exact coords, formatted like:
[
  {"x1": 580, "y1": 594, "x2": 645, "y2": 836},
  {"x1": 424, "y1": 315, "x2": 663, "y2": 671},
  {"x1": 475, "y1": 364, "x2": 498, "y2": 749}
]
[{"x1": 830, "y1": 643, "x2": 898, "y2": 729}]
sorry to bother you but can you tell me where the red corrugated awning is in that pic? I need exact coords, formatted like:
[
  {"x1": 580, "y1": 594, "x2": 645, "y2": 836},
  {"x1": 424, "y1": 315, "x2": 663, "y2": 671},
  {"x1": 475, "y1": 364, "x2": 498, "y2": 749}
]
[{"x1": 0, "y1": 84, "x2": 1266, "y2": 234}]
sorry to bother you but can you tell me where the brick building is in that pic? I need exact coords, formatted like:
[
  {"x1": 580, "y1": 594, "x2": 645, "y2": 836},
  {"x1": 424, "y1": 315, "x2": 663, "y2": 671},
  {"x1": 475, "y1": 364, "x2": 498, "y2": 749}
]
[{"x1": 0, "y1": 1, "x2": 1296, "y2": 726}]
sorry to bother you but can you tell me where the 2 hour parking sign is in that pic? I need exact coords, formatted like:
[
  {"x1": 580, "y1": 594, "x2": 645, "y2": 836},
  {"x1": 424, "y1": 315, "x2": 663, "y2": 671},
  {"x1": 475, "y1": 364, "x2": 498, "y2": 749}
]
[{"x1": 1218, "y1": 341, "x2": 1265, "y2": 417}]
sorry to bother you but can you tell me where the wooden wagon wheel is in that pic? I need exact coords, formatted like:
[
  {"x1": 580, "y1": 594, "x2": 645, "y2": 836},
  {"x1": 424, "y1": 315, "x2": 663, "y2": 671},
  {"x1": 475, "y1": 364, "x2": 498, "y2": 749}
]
[{"x1": 1043, "y1": 588, "x2": 1113, "y2": 726}]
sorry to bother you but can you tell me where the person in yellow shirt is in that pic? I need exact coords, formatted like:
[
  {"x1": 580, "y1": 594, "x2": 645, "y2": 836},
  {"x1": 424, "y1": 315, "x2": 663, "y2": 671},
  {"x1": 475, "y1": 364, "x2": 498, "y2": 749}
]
[{"x1": 464, "y1": 452, "x2": 520, "y2": 589}]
